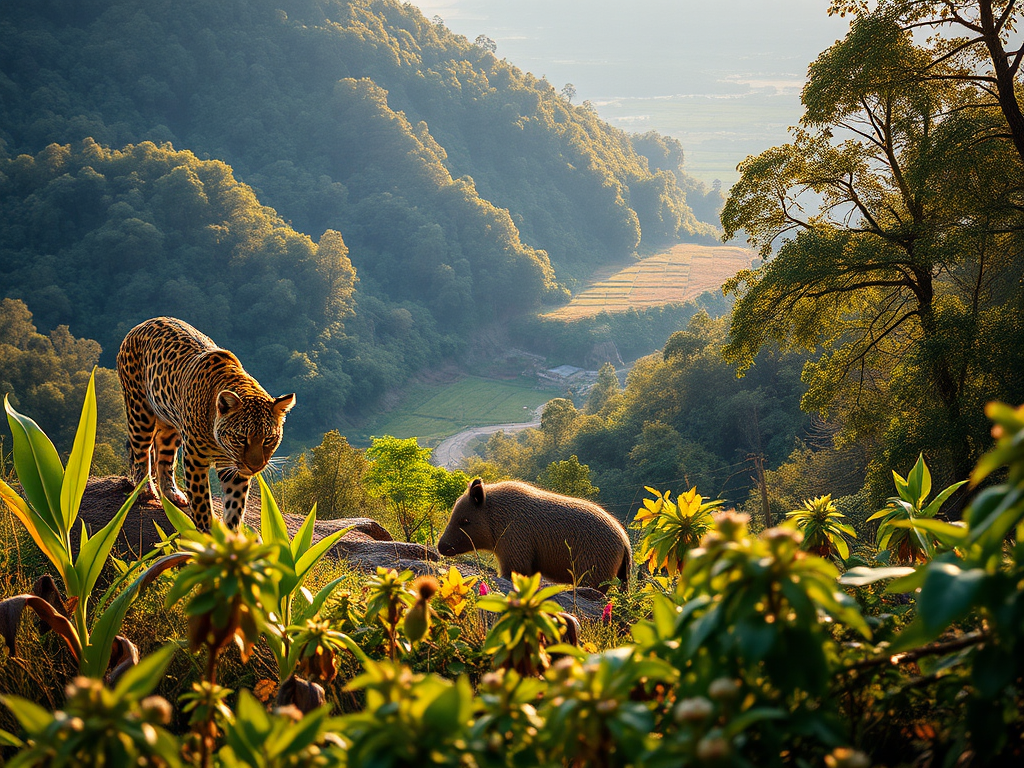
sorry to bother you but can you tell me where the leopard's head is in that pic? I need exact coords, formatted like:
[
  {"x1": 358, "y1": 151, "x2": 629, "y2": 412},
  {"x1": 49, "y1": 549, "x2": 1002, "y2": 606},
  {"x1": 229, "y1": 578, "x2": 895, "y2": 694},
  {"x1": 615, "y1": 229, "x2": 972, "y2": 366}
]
[{"x1": 213, "y1": 390, "x2": 296, "y2": 476}]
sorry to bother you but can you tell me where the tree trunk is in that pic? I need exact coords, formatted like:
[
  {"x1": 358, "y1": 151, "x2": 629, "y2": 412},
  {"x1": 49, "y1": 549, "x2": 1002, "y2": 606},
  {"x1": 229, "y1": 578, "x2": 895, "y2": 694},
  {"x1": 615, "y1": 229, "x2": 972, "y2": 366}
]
[{"x1": 979, "y1": 0, "x2": 1024, "y2": 165}]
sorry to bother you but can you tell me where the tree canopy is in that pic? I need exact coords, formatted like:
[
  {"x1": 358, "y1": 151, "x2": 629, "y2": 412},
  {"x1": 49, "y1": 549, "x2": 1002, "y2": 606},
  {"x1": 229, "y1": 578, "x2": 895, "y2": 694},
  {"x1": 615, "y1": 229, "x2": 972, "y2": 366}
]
[{"x1": 721, "y1": 2, "x2": 1024, "y2": 496}]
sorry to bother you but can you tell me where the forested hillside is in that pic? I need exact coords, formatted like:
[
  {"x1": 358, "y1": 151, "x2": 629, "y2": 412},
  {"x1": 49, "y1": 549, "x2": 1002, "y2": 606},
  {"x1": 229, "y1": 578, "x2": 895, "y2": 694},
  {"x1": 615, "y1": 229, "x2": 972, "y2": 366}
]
[
  {"x1": 473, "y1": 311, "x2": 809, "y2": 517},
  {"x1": 0, "y1": 0, "x2": 719, "y2": 435}
]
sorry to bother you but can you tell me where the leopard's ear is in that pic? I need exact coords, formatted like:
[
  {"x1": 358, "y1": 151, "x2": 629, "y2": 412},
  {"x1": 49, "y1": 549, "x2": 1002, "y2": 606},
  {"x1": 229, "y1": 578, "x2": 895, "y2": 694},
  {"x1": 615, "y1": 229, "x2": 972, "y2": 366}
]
[
  {"x1": 273, "y1": 393, "x2": 296, "y2": 415},
  {"x1": 216, "y1": 390, "x2": 242, "y2": 416}
]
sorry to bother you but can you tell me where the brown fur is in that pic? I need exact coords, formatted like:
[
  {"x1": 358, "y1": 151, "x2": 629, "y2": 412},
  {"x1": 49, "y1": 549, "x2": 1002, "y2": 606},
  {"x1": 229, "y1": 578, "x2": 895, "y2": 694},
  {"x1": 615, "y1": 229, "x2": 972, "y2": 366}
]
[
  {"x1": 437, "y1": 479, "x2": 632, "y2": 593},
  {"x1": 116, "y1": 317, "x2": 294, "y2": 531}
]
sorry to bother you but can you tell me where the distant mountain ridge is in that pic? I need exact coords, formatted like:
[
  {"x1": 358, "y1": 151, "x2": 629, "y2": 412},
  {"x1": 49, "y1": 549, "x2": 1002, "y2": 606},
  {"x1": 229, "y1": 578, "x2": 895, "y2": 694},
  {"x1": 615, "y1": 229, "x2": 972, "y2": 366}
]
[{"x1": 0, "y1": 0, "x2": 719, "y2": 434}]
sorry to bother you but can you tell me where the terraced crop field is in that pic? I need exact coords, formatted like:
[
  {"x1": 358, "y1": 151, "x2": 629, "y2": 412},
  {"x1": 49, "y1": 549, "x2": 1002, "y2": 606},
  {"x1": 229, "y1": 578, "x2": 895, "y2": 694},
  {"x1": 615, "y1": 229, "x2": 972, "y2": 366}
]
[{"x1": 543, "y1": 243, "x2": 755, "y2": 320}]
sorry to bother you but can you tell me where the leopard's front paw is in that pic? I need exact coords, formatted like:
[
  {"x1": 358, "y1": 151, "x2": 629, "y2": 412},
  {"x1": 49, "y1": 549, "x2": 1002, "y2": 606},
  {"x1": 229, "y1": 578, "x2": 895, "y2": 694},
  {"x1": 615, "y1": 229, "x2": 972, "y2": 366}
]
[
  {"x1": 164, "y1": 488, "x2": 189, "y2": 510},
  {"x1": 136, "y1": 481, "x2": 158, "y2": 501}
]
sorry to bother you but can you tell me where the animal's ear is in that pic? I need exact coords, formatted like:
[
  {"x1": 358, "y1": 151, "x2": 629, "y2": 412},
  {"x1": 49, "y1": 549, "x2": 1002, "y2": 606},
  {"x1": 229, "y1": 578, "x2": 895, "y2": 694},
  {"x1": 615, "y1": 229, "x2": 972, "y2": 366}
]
[
  {"x1": 216, "y1": 390, "x2": 241, "y2": 416},
  {"x1": 273, "y1": 393, "x2": 296, "y2": 415},
  {"x1": 469, "y1": 477, "x2": 485, "y2": 506}
]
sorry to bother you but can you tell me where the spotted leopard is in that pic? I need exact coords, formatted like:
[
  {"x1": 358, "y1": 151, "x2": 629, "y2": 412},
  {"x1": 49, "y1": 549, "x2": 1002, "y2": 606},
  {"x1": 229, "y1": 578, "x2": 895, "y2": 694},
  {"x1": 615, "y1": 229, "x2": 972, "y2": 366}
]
[{"x1": 116, "y1": 317, "x2": 295, "y2": 531}]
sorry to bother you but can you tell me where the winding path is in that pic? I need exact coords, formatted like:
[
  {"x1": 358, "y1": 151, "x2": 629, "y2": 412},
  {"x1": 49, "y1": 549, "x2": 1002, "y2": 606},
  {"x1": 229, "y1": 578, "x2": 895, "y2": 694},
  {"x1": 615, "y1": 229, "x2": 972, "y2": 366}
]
[{"x1": 431, "y1": 405, "x2": 545, "y2": 469}]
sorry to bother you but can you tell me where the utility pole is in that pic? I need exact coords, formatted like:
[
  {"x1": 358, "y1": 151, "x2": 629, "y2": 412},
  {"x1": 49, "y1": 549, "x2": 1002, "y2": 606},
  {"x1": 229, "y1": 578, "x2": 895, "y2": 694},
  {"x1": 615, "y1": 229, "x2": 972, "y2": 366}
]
[
  {"x1": 748, "y1": 404, "x2": 770, "y2": 529},
  {"x1": 752, "y1": 453, "x2": 771, "y2": 529}
]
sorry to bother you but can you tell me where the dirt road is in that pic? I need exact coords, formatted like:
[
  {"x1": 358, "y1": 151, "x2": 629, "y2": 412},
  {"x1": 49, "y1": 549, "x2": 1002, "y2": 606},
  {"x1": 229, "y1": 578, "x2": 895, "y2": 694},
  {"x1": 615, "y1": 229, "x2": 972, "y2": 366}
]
[{"x1": 432, "y1": 405, "x2": 544, "y2": 469}]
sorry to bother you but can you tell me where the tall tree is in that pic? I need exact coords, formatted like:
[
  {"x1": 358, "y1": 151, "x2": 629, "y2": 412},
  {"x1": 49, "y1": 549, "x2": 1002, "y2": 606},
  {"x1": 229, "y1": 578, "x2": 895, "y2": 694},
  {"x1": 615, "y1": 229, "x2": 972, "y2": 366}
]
[
  {"x1": 272, "y1": 430, "x2": 379, "y2": 519},
  {"x1": 828, "y1": 1, "x2": 1024, "y2": 163},
  {"x1": 722, "y1": 8, "x2": 1024, "y2": 494},
  {"x1": 536, "y1": 455, "x2": 600, "y2": 500}
]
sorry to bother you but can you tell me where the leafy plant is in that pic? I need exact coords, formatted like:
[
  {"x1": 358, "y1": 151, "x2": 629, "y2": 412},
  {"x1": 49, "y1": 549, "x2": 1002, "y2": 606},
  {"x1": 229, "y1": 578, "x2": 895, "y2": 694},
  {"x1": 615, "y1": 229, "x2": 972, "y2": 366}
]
[
  {"x1": 164, "y1": 518, "x2": 284, "y2": 766},
  {"x1": 339, "y1": 660, "x2": 474, "y2": 767},
  {"x1": 630, "y1": 509, "x2": 870, "y2": 761},
  {"x1": 362, "y1": 567, "x2": 418, "y2": 661},
  {"x1": 217, "y1": 689, "x2": 344, "y2": 768},
  {"x1": 867, "y1": 454, "x2": 966, "y2": 563},
  {"x1": 166, "y1": 521, "x2": 283, "y2": 670},
  {"x1": 786, "y1": 494, "x2": 856, "y2": 561},
  {"x1": 539, "y1": 647, "x2": 674, "y2": 768},
  {"x1": 478, "y1": 571, "x2": 568, "y2": 676},
  {"x1": 0, "y1": 643, "x2": 180, "y2": 767},
  {"x1": 470, "y1": 668, "x2": 547, "y2": 766},
  {"x1": 252, "y1": 476, "x2": 361, "y2": 699},
  {"x1": 838, "y1": 402, "x2": 1024, "y2": 760},
  {"x1": 0, "y1": 371, "x2": 181, "y2": 678},
  {"x1": 632, "y1": 487, "x2": 723, "y2": 575}
]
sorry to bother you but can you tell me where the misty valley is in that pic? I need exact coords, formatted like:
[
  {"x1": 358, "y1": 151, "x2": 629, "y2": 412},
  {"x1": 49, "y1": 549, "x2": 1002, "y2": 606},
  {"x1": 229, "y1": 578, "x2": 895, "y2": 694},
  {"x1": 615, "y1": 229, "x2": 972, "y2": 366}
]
[{"x1": 1, "y1": 1, "x2": 1023, "y2": 766}]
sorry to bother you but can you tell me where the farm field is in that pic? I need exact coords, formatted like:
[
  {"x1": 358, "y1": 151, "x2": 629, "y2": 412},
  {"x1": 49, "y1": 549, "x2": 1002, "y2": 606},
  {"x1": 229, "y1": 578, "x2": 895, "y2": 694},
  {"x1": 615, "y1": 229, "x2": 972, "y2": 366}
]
[
  {"x1": 350, "y1": 375, "x2": 556, "y2": 446},
  {"x1": 542, "y1": 243, "x2": 756, "y2": 320}
]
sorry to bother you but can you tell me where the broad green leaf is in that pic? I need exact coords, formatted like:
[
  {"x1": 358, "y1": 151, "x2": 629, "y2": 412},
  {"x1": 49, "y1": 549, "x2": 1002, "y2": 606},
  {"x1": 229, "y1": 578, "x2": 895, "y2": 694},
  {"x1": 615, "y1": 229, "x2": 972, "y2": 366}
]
[
  {"x1": 114, "y1": 643, "x2": 178, "y2": 699},
  {"x1": 908, "y1": 453, "x2": 931, "y2": 505},
  {"x1": 834, "y1": 522, "x2": 857, "y2": 537},
  {"x1": 273, "y1": 703, "x2": 328, "y2": 755},
  {"x1": 59, "y1": 371, "x2": 97, "y2": 534},
  {"x1": 833, "y1": 535, "x2": 850, "y2": 560},
  {"x1": 291, "y1": 503, "x2": 318, "y2": 560},
  {"x1": 921, "y1": 480, "x2": 967, "y2": 518},
  {"x1": 236, "y1": 688, "x2": 272, "y2": 739},
  {"x1": 884, "y1": 568, "x2": 927, "y2": 594},
  {"x1": 892, "y1": 470, "x2": 910, "y2": 501},
  {"x1": 75, "y1": 483, "x2": 142, "y2": 607},
  {"x1": 839, "y1": 566, "x2": 917, "y2": 587},
  {"x1": 545, "y1": 643, "x2": 587, "y2": 659},
  {"x1": 5, "y1": 394, "x2": 64, "y2": 535},
  {"x1": 0, "y1": 728, "x2": 23, "y2": 748},
  {"x1": 867, "y1": 508, "x2": 895, "y2": 523},
  {"x1": 83, "y1": 552, "x2": 191, "y2": 677},
  {"x1": 0, "y1": 477, "x2": 73, "y2": 585},
  {"x1": 651, "y1": 593, "x2": 679, "y2": 638},
  {"x1": 891, "y1": 518, "x2": 967, "y2": 546},
  {"x1": 160, "y1": 496, "x2": 201, "y2": 541},
  {"x1": 338, "y1": 633, "x2": 369, "y2": 664},
  {"x1": 967, "y1": 484, "x2": 1024, "y2": 549},
  {"x1": 630, "y1": 621, "x2": 657, "y2": 648},
  {"x1": 258, "y1": 475, "x2": 290, "y2": 547},
  {"x1": 536, "y1": 583, "x2": 569, "y2": 602},
  {"x1": 475, "y1": 597, "x2": 508, "y2": 613},
  {"x1": 970, "y1": 445, "x2": 1016, "y2": 486},
  {"x1": 301, "y1": 576, "x2": 348, "y2": 621},
  {"x1": 917, "y1": 563, "x2": 987, "y2": 634},
  {"x1": 0, "y1": 695, "x2": 52, "y2": 734},
  {"x1": 422, "y1": 681, "x2": 462, "y2": 733},
  {"x1": 734, "y1": 617, "x2": 777, "y2": 661},
  {"x1": 294, "y1": 526, "x2": 351, "y2": 585}
]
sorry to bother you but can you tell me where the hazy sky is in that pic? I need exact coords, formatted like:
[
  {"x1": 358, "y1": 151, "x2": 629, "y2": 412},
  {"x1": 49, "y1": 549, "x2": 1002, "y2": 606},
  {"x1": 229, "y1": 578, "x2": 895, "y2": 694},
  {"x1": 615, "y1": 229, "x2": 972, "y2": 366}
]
[{"x1": 410, "y1": 1, "x2": 850, "y2": 183}]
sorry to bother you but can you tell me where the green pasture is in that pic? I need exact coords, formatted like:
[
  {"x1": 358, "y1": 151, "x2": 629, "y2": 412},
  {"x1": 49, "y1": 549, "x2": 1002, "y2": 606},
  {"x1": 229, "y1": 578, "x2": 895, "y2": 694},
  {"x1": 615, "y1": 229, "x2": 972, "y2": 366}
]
[{"x1": 351, "y1": 376, "x2": 556, "y2": 446}]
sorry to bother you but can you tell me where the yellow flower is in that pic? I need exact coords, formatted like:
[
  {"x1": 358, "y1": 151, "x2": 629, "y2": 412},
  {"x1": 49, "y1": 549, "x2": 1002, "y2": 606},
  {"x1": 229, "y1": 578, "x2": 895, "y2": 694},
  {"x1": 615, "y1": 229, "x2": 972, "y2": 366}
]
[{"x1": 437, "y1": 565, "x2": 478, "y2": 616}]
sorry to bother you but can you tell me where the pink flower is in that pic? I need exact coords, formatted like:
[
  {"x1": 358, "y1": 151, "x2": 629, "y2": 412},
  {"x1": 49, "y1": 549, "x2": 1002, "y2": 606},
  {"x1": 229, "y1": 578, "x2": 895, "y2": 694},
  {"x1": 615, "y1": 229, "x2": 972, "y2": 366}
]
[
  {"x1": 477, "y1": 581, "x2": 490, "y2": 596},
  {"x1": 602, "y1": 602, "x2": 613, "y2": 624}
]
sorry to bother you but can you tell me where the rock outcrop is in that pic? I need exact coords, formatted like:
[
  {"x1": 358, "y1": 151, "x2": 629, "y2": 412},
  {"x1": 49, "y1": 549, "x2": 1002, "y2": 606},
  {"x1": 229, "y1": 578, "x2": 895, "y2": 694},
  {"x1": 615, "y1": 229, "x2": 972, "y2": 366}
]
[{"x1": 73, "y1": 476, "x2": 606, "y2": 619}]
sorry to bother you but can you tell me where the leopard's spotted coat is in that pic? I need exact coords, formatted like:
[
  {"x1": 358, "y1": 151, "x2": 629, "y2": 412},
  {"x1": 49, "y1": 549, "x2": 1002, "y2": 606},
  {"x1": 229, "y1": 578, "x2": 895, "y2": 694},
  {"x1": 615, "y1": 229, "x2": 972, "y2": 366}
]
[{"x1": 116, "y1": 317, "x2": 295, "y2": 530}]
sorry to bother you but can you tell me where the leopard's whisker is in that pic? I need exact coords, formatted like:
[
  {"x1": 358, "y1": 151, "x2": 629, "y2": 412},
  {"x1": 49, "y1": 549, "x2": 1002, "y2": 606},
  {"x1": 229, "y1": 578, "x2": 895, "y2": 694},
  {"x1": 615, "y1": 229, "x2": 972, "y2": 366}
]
[{"x1": 261, "y1": 455, "x2": 288, "y2": 481}]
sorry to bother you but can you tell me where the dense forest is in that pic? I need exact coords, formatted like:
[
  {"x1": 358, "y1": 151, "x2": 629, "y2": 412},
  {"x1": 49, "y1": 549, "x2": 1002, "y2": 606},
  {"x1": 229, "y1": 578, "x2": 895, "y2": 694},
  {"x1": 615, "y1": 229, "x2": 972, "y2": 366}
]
[
  {"x1": 0, "y1": 0, "x2": 722, "y2": 444},
  {"x1": 472, "y1": 312, "x2": 811, "y2": 519}
]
